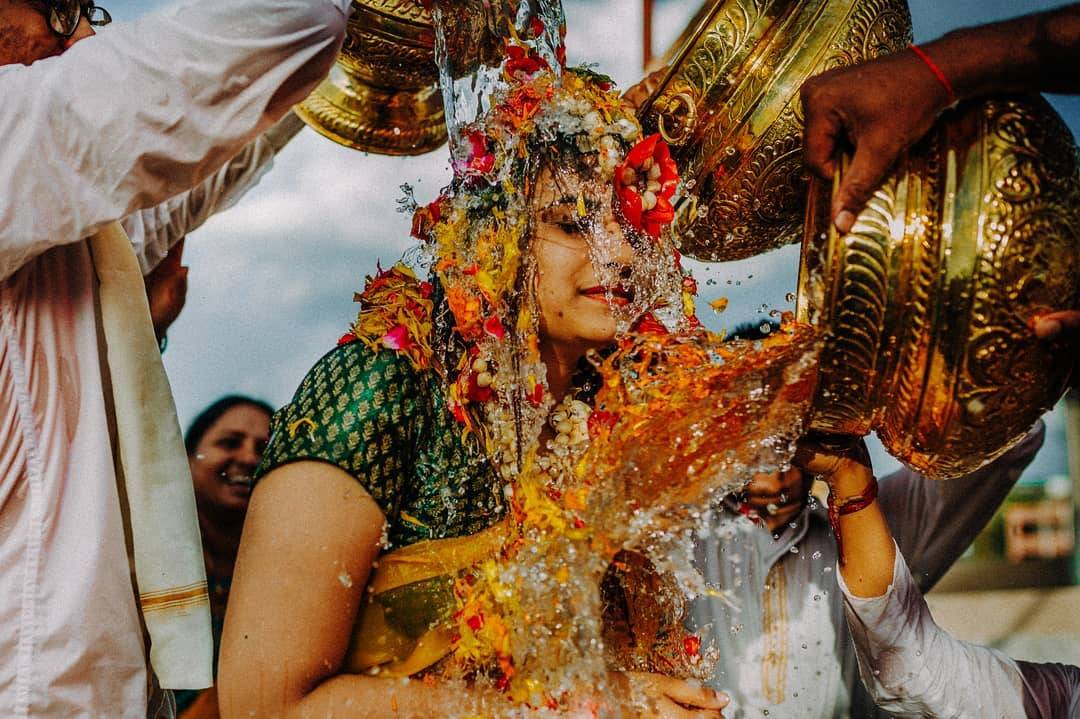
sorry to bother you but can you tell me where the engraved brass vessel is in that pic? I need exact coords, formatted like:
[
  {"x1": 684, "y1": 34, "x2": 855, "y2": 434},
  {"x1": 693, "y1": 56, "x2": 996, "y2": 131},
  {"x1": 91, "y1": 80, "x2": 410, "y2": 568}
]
[
  {"x1": 797, "y1": 95, "x2": 1080, "y2": 479},
  {"x1": 297, "y1": 1, "x2": 447, "y2": 155},
  {"x1": 638, "y1": 0, "x2": 912, "y2": 261}
]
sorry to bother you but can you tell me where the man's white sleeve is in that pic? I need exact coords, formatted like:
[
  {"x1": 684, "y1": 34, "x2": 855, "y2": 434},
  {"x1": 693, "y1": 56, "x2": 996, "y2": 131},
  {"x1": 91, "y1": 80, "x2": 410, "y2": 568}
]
[
  {"x1": 123, "y1": 112, "x2": 306, "y2": 274},
  {"x1": 0, "y1": 0, "x2": 351, "y2": 281},
  {"x1": 877, "y1": 422, "x2": 1044, "y2": 591},
  {"x1": 840, "y1": 545, "x2": 1029, "y2": 718}
]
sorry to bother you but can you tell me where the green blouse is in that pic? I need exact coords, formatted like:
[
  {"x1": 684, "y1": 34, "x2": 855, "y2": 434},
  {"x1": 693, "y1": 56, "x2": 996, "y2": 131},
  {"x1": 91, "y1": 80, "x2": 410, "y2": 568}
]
[{"x1": 255, "y1": 341, "x2": 506, "y2": 550}]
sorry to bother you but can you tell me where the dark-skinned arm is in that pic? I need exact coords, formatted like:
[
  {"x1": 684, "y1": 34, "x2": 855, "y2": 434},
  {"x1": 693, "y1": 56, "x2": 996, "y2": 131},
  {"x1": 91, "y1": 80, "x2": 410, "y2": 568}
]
[{"x1": 800, "y1": 3, "x2": 1080, "y2": 234}]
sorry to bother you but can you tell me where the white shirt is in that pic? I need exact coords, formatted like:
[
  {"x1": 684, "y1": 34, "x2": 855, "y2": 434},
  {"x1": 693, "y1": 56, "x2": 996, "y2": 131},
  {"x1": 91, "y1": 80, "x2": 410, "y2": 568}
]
[
  {"x1": 690, "y1": 425, "x2": 1045, "y2": 719},
  {"x1": 841, "y1": 542, "x2": 1080, "y2": 718},
  {"x1": 0, "y1": 2, "x2": 349, "y2": 716}
]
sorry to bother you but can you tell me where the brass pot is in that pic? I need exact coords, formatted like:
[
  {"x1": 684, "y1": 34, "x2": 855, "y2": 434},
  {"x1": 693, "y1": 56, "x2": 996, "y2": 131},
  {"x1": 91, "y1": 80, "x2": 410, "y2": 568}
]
[
  {"x1": 798, "y1": 95, "x2": 1080, "y2": 479},
  {"x1": 297, "y1": 1, "x2": 447, "y2": 155},
  {"x1": 638, "y1": 0, "x2": 912, "y2": 261},
  {"x1": 297, "y1": 0, "x2": 518, "y2": 156}
]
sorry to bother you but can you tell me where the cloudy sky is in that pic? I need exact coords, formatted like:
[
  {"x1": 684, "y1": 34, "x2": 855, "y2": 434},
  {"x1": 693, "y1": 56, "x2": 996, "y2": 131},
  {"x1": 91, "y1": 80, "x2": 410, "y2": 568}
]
[{"x1": 103, "y1": 0, "x2": 1077, "y2": 479}]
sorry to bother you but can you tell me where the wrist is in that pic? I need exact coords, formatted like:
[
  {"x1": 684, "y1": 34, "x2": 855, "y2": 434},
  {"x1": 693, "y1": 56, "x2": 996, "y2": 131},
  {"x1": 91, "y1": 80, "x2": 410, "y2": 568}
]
[
  {"x1": 825, "y1": 460, "x2": 875, "y2": 503},
  {"x1": 908, "y1": 43, "x2": 957, "y2": 110}
]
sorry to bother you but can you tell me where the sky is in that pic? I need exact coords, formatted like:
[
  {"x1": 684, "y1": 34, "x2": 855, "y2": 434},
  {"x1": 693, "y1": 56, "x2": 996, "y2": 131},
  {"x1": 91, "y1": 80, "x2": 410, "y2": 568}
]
[{"x1": 101, "y1": 0, "x2": 1077, "y2": 480}]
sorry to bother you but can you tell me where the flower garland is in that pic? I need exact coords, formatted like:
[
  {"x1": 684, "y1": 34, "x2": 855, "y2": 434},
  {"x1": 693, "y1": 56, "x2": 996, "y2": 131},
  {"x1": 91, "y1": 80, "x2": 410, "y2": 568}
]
[{"x1": 338, "y1": 17, "x2": 725, "y2": 710}]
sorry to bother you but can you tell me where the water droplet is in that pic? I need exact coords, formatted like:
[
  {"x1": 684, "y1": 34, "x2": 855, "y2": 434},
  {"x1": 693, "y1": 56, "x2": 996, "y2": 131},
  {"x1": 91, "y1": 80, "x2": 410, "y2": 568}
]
[
  {"x1": 812, "y1": 550, "x2": 822, "y2": 559},
  {"x1": 759, "y1": 322, "x2": 772, "y2": 334},
  {"x1": 786, "y1": 292, "x2": 796, "y2": 303},
  {"x1": 789, "y1": 546, "x2": 799, "y2": 554}
]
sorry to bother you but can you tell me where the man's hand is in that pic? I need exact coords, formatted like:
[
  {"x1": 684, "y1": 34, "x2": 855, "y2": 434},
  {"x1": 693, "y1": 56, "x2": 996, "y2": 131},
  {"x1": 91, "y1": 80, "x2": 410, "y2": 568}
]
[
  {"x1": 736, "y1": 468, "x2": 809, "y2": 531},
  {"x1": 623, "y1": 67, "x2": 669, "y2": 112},
  {"x1": 793, "y1": 434, "x2": 873, "y2": 499},
  {"x1": 1033, "y1": 310, "x2": 1080, "y2": 390},
  {"x1": 144, "y1": 239, "x2": 189, "y2": 342},
  {"x1": 1033, "y1": 310, "x2": 1080, "y2": 342},
  {"x1": 800, "y1": 50, "x2": 953, "y2": 234}
]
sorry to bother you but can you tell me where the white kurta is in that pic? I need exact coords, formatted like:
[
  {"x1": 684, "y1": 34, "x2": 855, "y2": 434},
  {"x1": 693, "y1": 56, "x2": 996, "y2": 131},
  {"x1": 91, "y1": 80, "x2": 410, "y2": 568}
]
[
  {"x1": 0, "y1": 1, "x2": 350, "y2": 716},
  {"x1": 841, "y1": 544, "x2": 1080, "y2": 718},
  {"x1": 690, "y1": 425, "x2": 1044, "y2": 719}
]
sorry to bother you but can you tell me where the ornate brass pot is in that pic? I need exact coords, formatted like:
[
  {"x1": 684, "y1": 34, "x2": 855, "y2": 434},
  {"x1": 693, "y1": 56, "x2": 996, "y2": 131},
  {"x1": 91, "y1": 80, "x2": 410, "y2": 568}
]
[
  {"x1": 297, "y1": 1, "x2": 447, "y2": 155},
  {"x1": 638, "y1": 0, "x2": 912, "y2": 261},
  {"x1": 798, "y1": 95, "x2": 1080, "y2": 479}
]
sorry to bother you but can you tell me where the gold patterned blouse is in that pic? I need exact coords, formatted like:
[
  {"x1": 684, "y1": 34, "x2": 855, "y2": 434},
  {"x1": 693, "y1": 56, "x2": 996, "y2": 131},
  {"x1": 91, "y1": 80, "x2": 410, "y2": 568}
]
[{"x1": 255, "y1": 341, "x2": 506, "y2": 550}]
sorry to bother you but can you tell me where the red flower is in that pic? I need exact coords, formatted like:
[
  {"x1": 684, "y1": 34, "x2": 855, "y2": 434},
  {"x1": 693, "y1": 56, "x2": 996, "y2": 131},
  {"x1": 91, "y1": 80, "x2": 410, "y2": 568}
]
[
  {"x1": 614, "y1": 134, "x2": 680, "y2": 238},
  {"x1": 410, "y1": 195, "x2": 446, "y2": 240},
  {"x1": 683, "y1": 635, "x2": 702, "y2": 657},
  {"x1": 464, "y1": 373, "x2": 493, "y2": 403},
  {"x1": 466, "y1": 613, "x2": 484, "y2": 631},
  {"x1": 483, "y1": 316, "x2": 506, "y2": 340},
  {"x1": 337, "y1": 332, "x2": 357, "y2": 346},
  {"x1": 529, "y1": 16, "x2": 545, "y2": 37},
  {"x1": 526, "y1": 382, "x2": 544, "y2": 407},
  {"x1": 587, "y1": 410, "x2": 618, "y2": 437},
  {"x1": 453, "y1": 130, "x2": 495, "y2": 178},
  {"x1": 504, "y1": 42, "x2": 549, "y2": 79}
]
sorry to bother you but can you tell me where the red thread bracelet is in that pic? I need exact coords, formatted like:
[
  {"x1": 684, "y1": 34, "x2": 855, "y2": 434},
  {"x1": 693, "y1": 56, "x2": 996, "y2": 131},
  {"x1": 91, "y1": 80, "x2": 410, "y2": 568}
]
[
  {"x1": 909, "y1": 44, "x2": 957, "y2": 106},
  {"x1": 827, "y1": 475, "x2": 879, "y2": 565}
]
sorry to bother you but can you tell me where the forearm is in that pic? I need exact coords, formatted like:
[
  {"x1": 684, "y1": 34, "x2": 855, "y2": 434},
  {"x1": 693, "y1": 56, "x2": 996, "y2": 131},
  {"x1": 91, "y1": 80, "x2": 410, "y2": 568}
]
[
  {"x1": 831, "y1": 467, "x2": 896, "y2": 599},
  {"x1": 0, "y1": 0, "x2": 347, "y2": 277},
  {"x1": 125, "y1": 111, "x2": 306, "y2": 274},
  {"x1": 233, "y1": 674, "x2": 501, "y2": 719},
  {"x1": 921, "y1": 4, "x2": 1080, "y2": 99}
]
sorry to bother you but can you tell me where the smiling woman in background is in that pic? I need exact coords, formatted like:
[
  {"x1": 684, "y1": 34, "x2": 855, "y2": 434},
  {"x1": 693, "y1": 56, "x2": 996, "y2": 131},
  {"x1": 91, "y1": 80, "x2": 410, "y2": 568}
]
[{"x1": 176, "y1": 395, "x2": 273, "y2": 719}]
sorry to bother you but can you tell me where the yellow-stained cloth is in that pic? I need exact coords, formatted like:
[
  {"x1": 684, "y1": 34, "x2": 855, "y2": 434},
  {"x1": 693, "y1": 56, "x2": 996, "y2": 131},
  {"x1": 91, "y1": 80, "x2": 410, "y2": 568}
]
[
  {"x1": 89, "y1": 222, "x2": 212, "y2": 689},
  {"x1": 345, "y1": 519, "x2": 510, "y2": 676}
]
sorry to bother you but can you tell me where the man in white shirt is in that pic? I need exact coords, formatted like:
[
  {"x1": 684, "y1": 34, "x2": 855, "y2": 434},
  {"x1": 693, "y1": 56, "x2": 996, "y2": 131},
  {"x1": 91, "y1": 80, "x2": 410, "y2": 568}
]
[
  {"x1": 0, "y1": 1, "x2": 350, "y2": 716},
  {"x1": 691, "y1": 425, "x2": 1044, "y2": 718}
]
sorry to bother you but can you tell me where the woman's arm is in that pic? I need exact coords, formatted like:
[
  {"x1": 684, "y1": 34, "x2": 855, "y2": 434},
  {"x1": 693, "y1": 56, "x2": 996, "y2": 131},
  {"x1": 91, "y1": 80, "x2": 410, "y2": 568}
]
[
  {"x1": 219, "y1": 461, "x2": 728, "y2": 719},
  {"x1": 218, "y1": 461, "x2": 502, "y2": 719}
]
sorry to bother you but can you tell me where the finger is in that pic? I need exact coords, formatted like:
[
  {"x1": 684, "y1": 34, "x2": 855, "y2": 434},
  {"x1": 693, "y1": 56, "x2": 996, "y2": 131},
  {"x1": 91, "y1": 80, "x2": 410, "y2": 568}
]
[
  {"x1": 1034, "y1": 310, "x2": 1080, "y2": 340},
  {"x1": 801, "y1": 83, "x2": 841, "y2": 181},
  {"x1": 160, "y1": 239, "x2": 185, "y2": 273},
  {"x1": 658, "y1": 678, "x2": 727, "y2": 710},
  {"x1": 743, "y1": 472, "x2": 784, "y2": 497},
  {"x1": 832, "y1": 138, "x2": 896, "y2": 234},
  {"x1": 792, "y1": 440, "x2": 839, "y2": 476}
]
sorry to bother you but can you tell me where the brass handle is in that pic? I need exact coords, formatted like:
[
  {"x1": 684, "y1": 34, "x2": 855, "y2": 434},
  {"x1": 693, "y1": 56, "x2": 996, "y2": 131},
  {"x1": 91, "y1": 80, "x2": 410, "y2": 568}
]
[{"x1": 656, "y1": 92, "x2": 697, "y2": 146}]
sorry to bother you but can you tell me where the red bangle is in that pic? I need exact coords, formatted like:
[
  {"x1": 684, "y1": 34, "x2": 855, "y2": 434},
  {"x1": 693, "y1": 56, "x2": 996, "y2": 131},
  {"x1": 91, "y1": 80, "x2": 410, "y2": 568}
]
[
  {"x1": 909, "y1": 44, "x2": 958, "y2": 106},
  {"x1": 827, "y1": 475, "x2": 879, "y2": 565}
]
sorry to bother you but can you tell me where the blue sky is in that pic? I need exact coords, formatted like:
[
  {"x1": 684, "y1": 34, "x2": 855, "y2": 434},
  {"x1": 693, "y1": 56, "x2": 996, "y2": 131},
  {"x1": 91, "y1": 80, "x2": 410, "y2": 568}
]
[{"x1": 98, "y1": 0, "x2": 1075, "y2": 480}]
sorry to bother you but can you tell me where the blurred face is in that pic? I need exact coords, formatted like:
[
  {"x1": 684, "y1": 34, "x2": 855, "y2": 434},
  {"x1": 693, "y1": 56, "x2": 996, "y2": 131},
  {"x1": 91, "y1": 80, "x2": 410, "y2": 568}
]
[
  {"x1": 189, "y1": 404, "x2": 270, "y2": 516},
  {"x1": 533, "y1": 164, "x2": 636, "y2": 359},
  {"x1": 0, "y1": 2, "x2": 93, "y2": 66}
]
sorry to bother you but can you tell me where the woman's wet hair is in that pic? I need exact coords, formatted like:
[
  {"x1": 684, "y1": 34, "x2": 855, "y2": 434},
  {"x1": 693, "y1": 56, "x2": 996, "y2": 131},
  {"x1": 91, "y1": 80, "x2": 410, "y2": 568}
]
[{"x1": 184, "y1": 395, "x2": 274, "y2": 456}]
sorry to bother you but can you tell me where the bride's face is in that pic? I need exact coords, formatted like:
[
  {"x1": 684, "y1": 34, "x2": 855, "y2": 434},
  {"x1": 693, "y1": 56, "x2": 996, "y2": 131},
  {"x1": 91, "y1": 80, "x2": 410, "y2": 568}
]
[{"x1": 532, "y1": 164, "x2": 636, "y2": 357}]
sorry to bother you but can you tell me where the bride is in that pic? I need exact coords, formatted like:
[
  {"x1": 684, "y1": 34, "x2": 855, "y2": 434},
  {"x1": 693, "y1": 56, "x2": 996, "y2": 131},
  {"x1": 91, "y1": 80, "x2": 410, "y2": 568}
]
[{"x1": 217, "y1": 37, "x2": 729, "y2": 719}]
